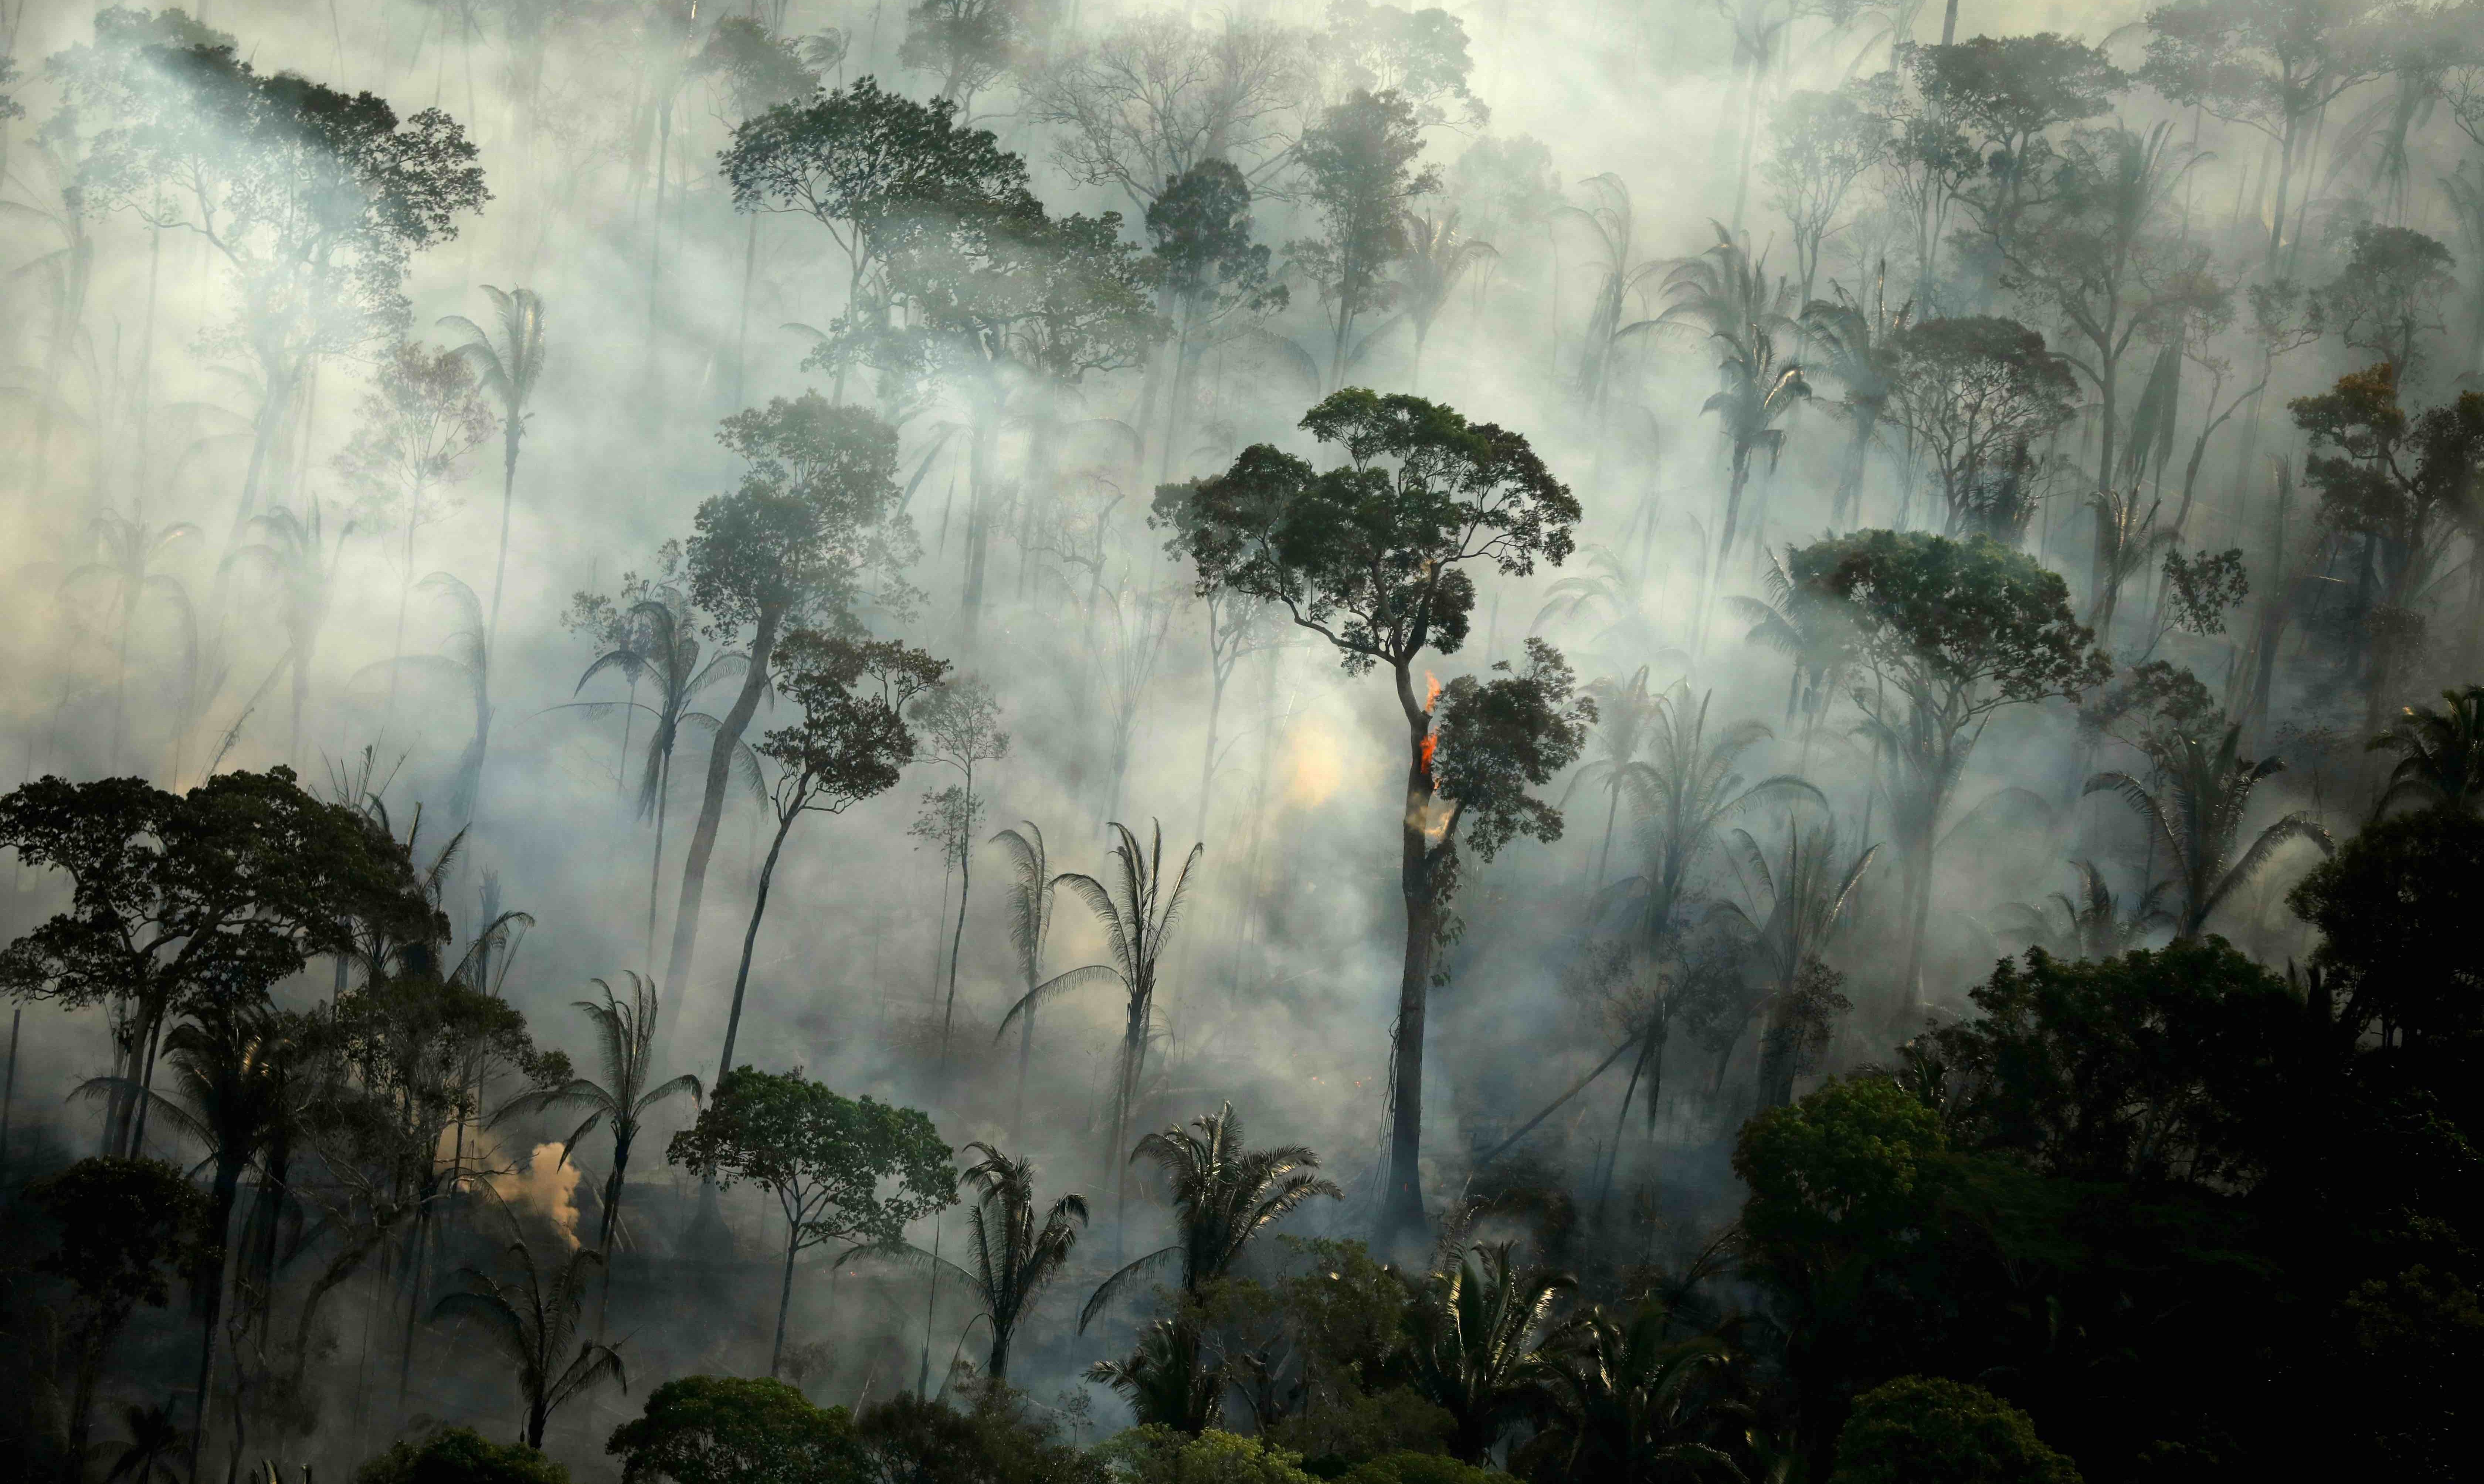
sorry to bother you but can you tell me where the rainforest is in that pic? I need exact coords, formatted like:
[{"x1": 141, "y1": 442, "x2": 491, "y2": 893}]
[{"x1": 1, "y1": 0, "x2": 2479, "y2": 1481}]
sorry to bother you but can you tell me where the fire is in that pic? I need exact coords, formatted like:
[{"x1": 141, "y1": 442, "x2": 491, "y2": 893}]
[
  {"x1": 1422, "y1": 672, "x2": 1442, "y2": 712},
  {"x1": 1418, "y1": 733, "x2": 1437, "y2": 775}
]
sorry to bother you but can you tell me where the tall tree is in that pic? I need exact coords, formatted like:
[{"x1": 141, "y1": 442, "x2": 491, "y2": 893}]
[
  {"x1": 1156, "y1": 390, "x2": 1591, "y2": 1242},
  {"x1": 900, "y1": 0, "x2": 1034, "y2": 113},
  {"x1": 665, "y1": 398, "x2": 916, "y2": 1005},
  {"x1": 1146, "y1": 158, "x2": 1286, "y2": 480},
  {"x1": 950, "y1": 1142, "x2": 1087, "y2": 1382},
  {"x1": 429, "y1": 1239, "x2": 625, "y2": 1450},
  {"x1": 989, "y1": 823, "x2": 1066, "y2": 1132},
  {"x1": 1801, "y1": 270, "x2": 1911, "y2": 530},
  {"x1": 1764, "y1": 78, "x2": 1893, "y2": 308},
  {"x1": 912, "y1": 677, "x2": 1008, "y2": 1063},
  {"x1": 1657, "y1": 223, "x2": 1809, "y2": 568},
  {"x1": 718, "y1": 629, "x2": 947, "y2": 1084},
  {"x1": 1881, "y1": 317, "x2": 2079, "y2": 539},
  {"x1": 1287, "y1": 88, "x2": 1440, "y2": 390},
  {"x1": 2084, "y1": 723, "x2": 2332, "y2": 939},
  {"x1": 495, "y1": 974, "x2": 702, "y2": 1255},
  {"x1": 74, "y1": 31, "x2": 488, "y2": 546},
  {"x1": 1790, "y1": 530, "x2": 2110, "y2": 1009},
  {"x1": 669, "y1": 1068, "x2": 953, "y2": 1377},
  {"x1": 438, "y1": 286, "x2": 549, "y2": 661},
  {"x1": 223, "y1": 501, "x2": 346, "y2": 767},
  {"x1": 1026, "y1": 14, "x2": 1306, "y2": 208}
]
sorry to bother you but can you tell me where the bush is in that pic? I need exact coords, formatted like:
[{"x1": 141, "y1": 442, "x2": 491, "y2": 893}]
[
  {"x1": 1263, "y1": 1389, "x2": 1454, "y2": 1472},
  {"x1": 1096, "y1": 1426, "x2": 1320, "y2": 1484},
  {"x1": 856, "y1": 1390, "x2": 1104, "y2": 1484},
  {"x1": 354, "y1": 1429, "x2": 570, "y2": 1484},
  {"x1": 1829, "y1": 1376, "x2": 2080, "y2": 1484},
  {"x1": 1336, "y1": 1452, "x2": 1499, "y2": 1484},
  {"x1": 607, "y1": 1375, "x2": 866, "y2": 1484}
]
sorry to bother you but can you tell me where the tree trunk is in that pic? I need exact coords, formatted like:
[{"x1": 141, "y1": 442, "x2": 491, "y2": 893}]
[
  {"x1": 958, "y1": 406, "x2": 1001, "y2": 641},
  {"x1": 486, "y1": 431, "x2": 522, "y2": 664},
  {"x1": 717, "y1": 809, "x2": 795, "y2": 1085},
  {"x1": 665, "y1": 608, "x2": 780, "y2": 1001},
  {"x1": 940, "y1": 835, "x2": 971, "y2": 1066},
  {"x1": 1381, "y1": 674, "x2": 1439, "y2": 1247},
  {"x1": 770, "y1": 1225, "x2": 798, "y2": 1378},
  {"x1": 646, "y1": 747, "x2": 672, "y2": 967}
]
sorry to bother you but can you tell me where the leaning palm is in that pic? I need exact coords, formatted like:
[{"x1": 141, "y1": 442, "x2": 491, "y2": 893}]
[
  {"x1": 1657, "y1": 223, "x2": 1807, "y2": 568},
  {"x1": 2084, "y1": 724, "x2": 2334, "y2": 940},
  {"x1": 1079, "y1": 1103, "x2": 1340, "y2": 1331},
  {"x1": 997, "y1": 821, "x2": 1203, "y2": 1213},
  {"x1": 949, "y1": 1142, "x2": 1087, "y2": 1382},
  {"x1": 439, "y1": 286, "x2": 549, "y2": 657},
  {"x1": 224, "y1": 500, "x2": 349, "y2": 766},
  {"x1": 990, "y1": 823, "x2": 1068, "y2": 1132},
  {"x1": 430, "y1": 1237, "x2": 625, "y2": 1449},
  {"x1": 1798, "y1": 266, "x2": 1911, "y2": 529},
  {"x1": 1562, "y1": 667, "x2": 1667, "y2": 898},
  {"x1": 1387, "y1": 211, "x2": 1499, "y2": 393},
  {"x1": 1400, "y1": 1242, "x2": 1576, "y2": 1463},
  {"x1": 2369, "y1": 685, "x2": 2484, "y2": 815},
  {"x1": 495, "y1": 974, "x2": 700, "y2": 1254},
  {"x1": 1531, "y1": 1301, "x2": 1737, "y2": 1484},
  {"x1": 559, "y1": 588, "x2": 751, "y2": 957}
]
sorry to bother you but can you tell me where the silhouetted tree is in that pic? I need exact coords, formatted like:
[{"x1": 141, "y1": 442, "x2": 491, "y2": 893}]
[
  {"x1": 1399, "y1": 1242, "x2": 1573, "y2": 1463},
  {"x1": 949, "y1": 1142, "x2": 1087, "y2": 1381},
  {"x1": 1657, "y1": 223, "x2": 1809, "y2": 568},
  {"x1": 2370, "y1": 685, "x2": 2484, "y2": 814},
  {"x1": 438, "y1": 286, "x2": 549, "y2": 658},
  {"x1": 1287, "y1": 89, "x2": 1440, "y2": 390},
  {"x1": 608, "y1": 1376, "x2": 866, "y2": 1484},
  {"x1": 430, "y1": 1238, "x2": 626, "y2": 1449},
  {"x1": 2085, "y1": 723, "x2": 2331, "y2": 940},
  {"x1": 912, "y1": 678, "x2": 1008, "y2": 1062}
]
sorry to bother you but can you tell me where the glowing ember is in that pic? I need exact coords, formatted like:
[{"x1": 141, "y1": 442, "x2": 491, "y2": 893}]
[
  {"x1": 1423, "y1": 671, "x2": 1442, "y2": 712},
  {"x1": 1419, "y1": 732, "x2": 1438, "y2": 775}
]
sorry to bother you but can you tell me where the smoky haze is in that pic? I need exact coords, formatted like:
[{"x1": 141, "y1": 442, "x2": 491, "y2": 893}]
[{"x1": 0, "y1": 0, "x2": 2420, "y2": 1464}]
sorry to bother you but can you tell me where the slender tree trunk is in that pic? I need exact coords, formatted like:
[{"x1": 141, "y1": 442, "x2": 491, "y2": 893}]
[
  {"x1": 647, "y1": 748, "x2": 672, "y2": 966},
  {"x1": 718, "y1": 810, "x2": 796, "y2": 1085},
  {"x1": 959, "y1": 406, "x2": 1001, "y2": 641},
  {"x1": 486, "y1": 432, "x2": 521, "y2": 663},
  {"x1": 940, "y1": 839, "x2": 971, "y2": 1066},
  {"x1": 733, "y1": 215, "x2": 759, "y2": 413},
  {"x1": 771, "y1": 1225, "x2": 798, "y2": 1378},
  {"x1": 1382, "y1": 669, "x2": 1439, "y2": 1246},
  {"x1": 665, "y1": 609, "x2": 780, "y2": 999}
]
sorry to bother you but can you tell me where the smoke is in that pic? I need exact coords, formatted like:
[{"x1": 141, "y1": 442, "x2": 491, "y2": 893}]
[{"x1": 489, "y1": 1141, "x2": 586, "y2": 1251}]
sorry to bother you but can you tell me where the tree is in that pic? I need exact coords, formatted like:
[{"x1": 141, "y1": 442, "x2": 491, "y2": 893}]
[
  {"x1": 899, "y1": 0, "x2": 1035, "y2": 113},
  {"x1": 60, "y1": 510, "x2": 198, "y2": 777},
  {"x1": 989, "y1": 823, "x2": 1067, "y2": 1131},
  {"x1": 2315, "y1": 225, "x2": 2455, "y2": 380},
  {"x1": 668, "y1": 1068, "x2": 953, "y2": 1376},
  {"x1": 664, "y1": 398, "x2": 916, "y2": 1005},
  {"x1": 1524, "y1": 1302, "x2": 1737, "y2": 1484},
  {"x1": 719, "y1": 629, "x2": 948, "y2": 1084},
  {"x1": 607, "y1": 1376, "x2": 867, "y2": 1484},
  {"x1": 354, "y1": 1430, "x2": 569, "y2": 1484},
  {"x1": 1882, "y1": 317, "x2": 2078, "y2": 539},
  {"x1": 27, "y1": 1157, "x2": 205, "y2": 1483},
  {"x1": 1915, "y1": 33, "x2": 2125, "y2": 259},
  {"x1": 2369, "y1": 685, "x2": 2484, "y2": 814},
  {"x1": 913, "y1": 678, "x2": 1009, "y2": 1063},
  {"x1": 1087, "y1": 1324, "x2": 1230, "y2": 1436},
  {"x1": 1764, "y1": 79, "x2": 1892, "y2": 307},
  {"x1": 1729, "y1": 826, "x2": 1878, "y2": 1107},
  {"x1": 1996, "y1": 860, "x2": 2173, "y2": 961},
  {"x1": 495, "y1": 974, "x2": 702, "y2": 1255},
  {"x1": 948, "y1": 1143, "x2": 1088, "y2": 1381},
  {"x1": 1801, "y1": 271, "x2": 1913, "y2": 530},
  {"x1": 1611, "y1": 682, "x2": 1819, "y2": 952},
  {"x1": 1791, "y1": 531, "x2": 2111, "y2": 1008},
  {"x1": 1555, "y1": 174, "x2": 1668, "y2": 418},
  {"x1": 2290, "y1": 807, "x2": 2484, "y2": 1044},
  {"x1": 333, "y1": 340, "x2": 496, "y2": 727},
  {"x1": 1379, "y1": 212, "x2": 1495, "y2": 394},
  {"x1": 999, "y1": 821, "x2": 1204, "y2": 1217},
  {"x1": 722, "y1": 78, "x2": 1035, "y2": 402},
  {"x1": 1287, "y1": 89, "x2": 1440, "y2": 390},
  {"x1": 1025, "y1": 15, "x2": 1306, "y2": 210},
  {"x1": 97, "y1": 1403, "x2": 184, "y2": 1484},
  {"x1": 1398, "y1": 1243, "x2": 1574, "y2": 1464},
  {"x1": 438, "y1": 285, "x2": 549, "y2": 659},
  {"x1": 1320, "y1": 0, "x2": 1489, "y2": 132},
  {"x1": 430, "y1": 1239, "x2": 626, "y2": 1450},
  {"x1": 76, "y1": 33, "x2": 488, "y2": 544},
  {"x1": 1828, "y1": 1375, "x2": 2081, "y2": 1484},
  {"x1": 1082, "y1": 1103, "x2": 1341, "y2": 1330},
  {"x1": 1148, "y1": 159, "x2": 1286, "y2": 478},
  {"x1": 2141, "y1": 0, "x2": 2391, "y2": 274},
  {"x1": 0, "y1": 767, "x2": 438, "y2": 1158},
  {"x1": 2084, "y1": 724, "x2": 2331, "y2": 940},
  {"x1": 1156, "y1": 389, "x2": 1587, "y2": 1241},
  {"x1": 1657, "y1": 223, "x2": 1809, "y2": 568},
  {"x1": 2290, "y1": 367, "x2": 2484, "y2": 732}
]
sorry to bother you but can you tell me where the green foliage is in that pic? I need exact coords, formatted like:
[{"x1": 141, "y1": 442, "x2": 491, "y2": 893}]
[
  {"x1": 2290, "y1": 805, "x2": 2484, "y2": 1042},
  {"x1": 1396, "y1": 1243, "x2": 1572, "y2": 1462},
  {"x1": 1735, "y1": 1077, "x2": 1948, "y2": 1259},
  {"x1": 1429, "y1": 637, "x2": 1594, "y2": 859},
  {"x1": 352, "y1": 1429, "x2": 570, "y2": 1484},
  {"x1": 689, "y1": 396, "x2": 916, "y2": 634},
  {"x1": 1828, "y1": 1376, "x2": 2080, "y2": 1484},
  {"x1": 2369, "y1": 685, "x2": 2484, "y2": 814},
  {"x1": 854, "y1": 1390, "x2": 1103, "y2": 1484},
  {"x1": 607, "y1": 1376, "x2": 866, "y2": 1484},
  {"x1": 1097, "y1": 1426, "x2": 1320, "y2": 1484},
  {"x1": 1335, "y1": 1452, "x2": 1497, "y2": 1484},
  {"x1": 1286, "y1": 89, "x2": 1441, "y2": 378},
  {"x1": 27, "y1": 1156, "x2": 206, "y2": 1335},
  {"x1": 668, "y1": 1068, "x2": 953, "y2": 1254},
  {"x1": 1883, "y1": 319, "x2": 2079, "y2": 537},
  {"x1": 1262, "y1": 1392, "x2": 1454, "y2": 1472}
]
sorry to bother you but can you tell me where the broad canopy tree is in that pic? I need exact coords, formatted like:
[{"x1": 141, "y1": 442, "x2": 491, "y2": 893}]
[
  {"x1": 668, "y1": 1068, "x2": 953, "y2": 1378},
  {"x1": 1156, "y1": 389, "x2": 1591, "y2": 1243},
  {"x1": 1882, "y1": 316, "x2": 2078, "y2": 539}
]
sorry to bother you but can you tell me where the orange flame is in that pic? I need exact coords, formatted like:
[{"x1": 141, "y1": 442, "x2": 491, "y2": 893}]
[
  {"x1": 1423, "y1": 672, "x2": 1442, "y2": 712},
  {"x1": 1419, "y1": 733, "x2": 1438, "y2": 775}
]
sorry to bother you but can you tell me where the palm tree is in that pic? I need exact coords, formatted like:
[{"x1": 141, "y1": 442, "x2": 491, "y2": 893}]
[
  {"x1": 1085, "y1": 1318, "x2": 1224, "y2": 1434},
  {"x1": 1531, "y1": 1303, "x2": 1736, "y2": 1484},
  {"x1": 1563, "y1": 667, "x2": 1665, "y2": 900},
  {"x1": 1079, "y1": 1103, "x2": 1340, "y2": 1331},
  {"x1": 998, "y1": 821, "x2": 1204, "y2": 1219},
  {"x1": 990, "y1": 824, "x2": 1067, "y2": 1134},
  {"x1": 1533, "y1": 542, "x2": 1691, "y2": 679},
  {"x1": 1388, "y1": 211, "x2": 1498, "y2": 393},
  {"x1": 950, "y1": 1143, "x2": 1087, "y2": 1382},
  {"x1": 98, "y1": 1402, "x2": 186, "y2": 1484},
  {"x1": 1657, "y1": 223, "x2": 1807, "y2": 570},
  {"x1": 1609, "y1": 683, "x2": 1821, "y2": 940},
  {"x1": 1996, "y1": 860, "x2": 2173, "y2": 961},
  {"x1": 63, "y1": 510, "x2": 199, "y2": 776},
  {"x1": 1725, "y1": 822, "x2": 1878, "y2": 1107},
  {"x1": 2084, "y1": 725, "x2": 2335, "y2": 940},
  {"x1": 495, "y1": 974, "x2": 701, "y2": 1256},
  {"x1": 430, "y1": 1238, "x2": 626, "y2": 1450},
  {"x1": 1799, "y1": 268, "x2": 1910, "y2": 530},
  {"x1": 2369, "y1": 685, "x2": 2484, "y2": 815},
  {"x1": 439, "y1": 286, "x2": 549, "y2": 659},
  {"x1": 356, "y1": 573, "x2": 494, "y2": 822},
  {"x1": 1555, "y1": 174, "x2": 1670, "y2": 415},
  {"x1": 561, "y1": 588, "x2": 751, "y2": 960},
  {"x1": 1400, "y1": 1242, "x2": 1575, "y2": 1463},
  {"x1": 1726, "y1": 545, "x2": 1851, "y2": 759},
  {"x1": 224, "y1": 501, "x2": 348, "y2": 766}
]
